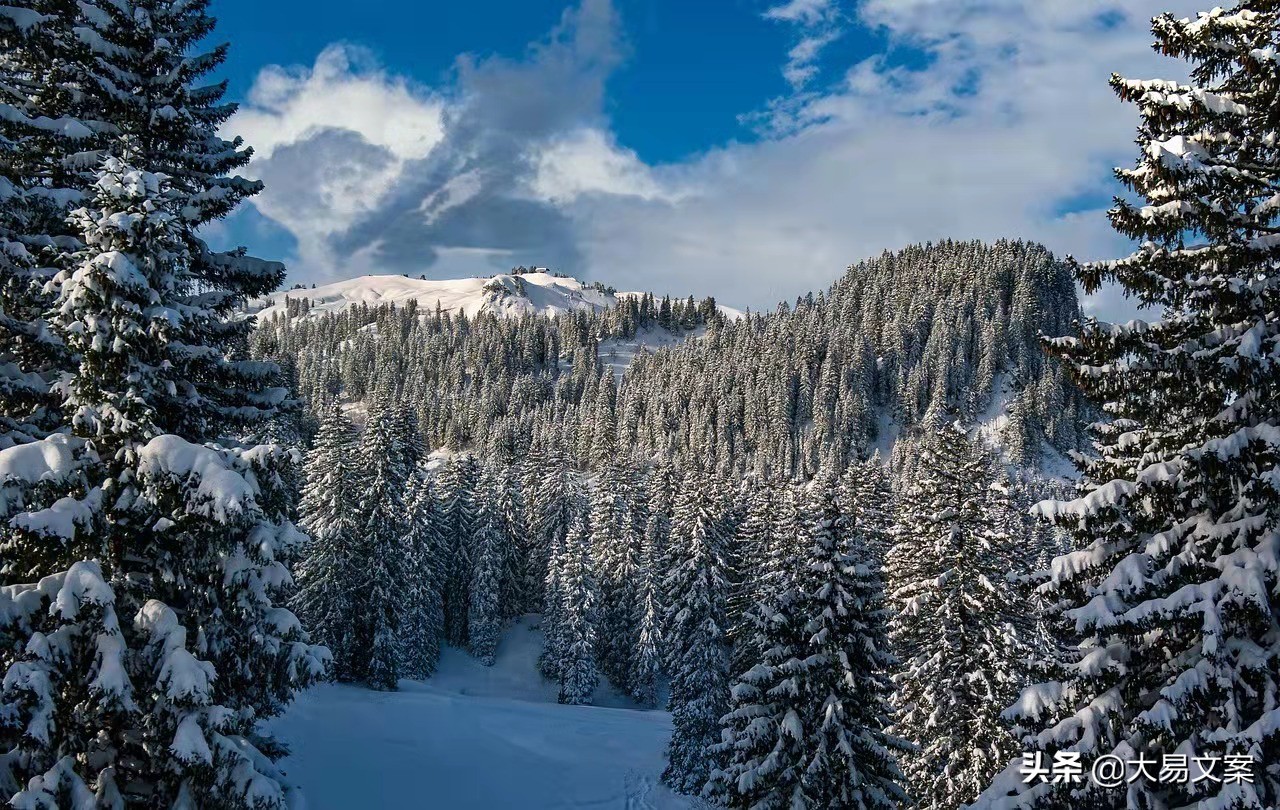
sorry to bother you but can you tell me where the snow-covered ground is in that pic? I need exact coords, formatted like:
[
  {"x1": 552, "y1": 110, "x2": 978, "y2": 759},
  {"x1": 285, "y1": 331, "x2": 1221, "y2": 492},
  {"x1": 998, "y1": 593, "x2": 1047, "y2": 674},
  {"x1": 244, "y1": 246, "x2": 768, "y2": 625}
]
[{"x1": 268, "y1": 615, "x2": 696, "y2": 809}]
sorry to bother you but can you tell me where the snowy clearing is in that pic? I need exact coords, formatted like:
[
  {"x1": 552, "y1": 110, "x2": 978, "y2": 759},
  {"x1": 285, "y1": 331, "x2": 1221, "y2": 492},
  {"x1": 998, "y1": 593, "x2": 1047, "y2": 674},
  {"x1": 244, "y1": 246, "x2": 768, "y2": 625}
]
[{"x1": 269, "y1": 615, "x2": 697, "y2": 809}]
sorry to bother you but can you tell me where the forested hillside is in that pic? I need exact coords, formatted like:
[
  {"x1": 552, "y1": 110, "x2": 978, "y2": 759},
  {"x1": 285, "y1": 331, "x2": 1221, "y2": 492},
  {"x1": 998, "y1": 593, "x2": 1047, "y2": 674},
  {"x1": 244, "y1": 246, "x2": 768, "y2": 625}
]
[
  {"x1": 250, "y1": 238, "x2": 1083, "y2": 808},
  {"x1": 251, "y1": 238, "x2": 1085, "y2": 475}
]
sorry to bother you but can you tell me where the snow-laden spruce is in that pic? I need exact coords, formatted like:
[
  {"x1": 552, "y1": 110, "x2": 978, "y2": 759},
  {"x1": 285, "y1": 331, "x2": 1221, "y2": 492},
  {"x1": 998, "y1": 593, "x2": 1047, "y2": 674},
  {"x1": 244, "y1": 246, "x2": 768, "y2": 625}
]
[
  {"x1": 294, "y1": 402, "x2": 360, "y2": 680},
  {"x1": 439, "y1": 454, "x2": 481, "y2": 647},
  {"x1": 535, "y1": 449, "x2": 578, "y2": 679},
  {"x1": 469, "y1": 465, "x2": 508, "y2": 666},
  {"x1": 662, "y1": 467, "x2": 732, "y2": 795},
  {"x1": 352, "y1": 390, "x2": 415, "y2": 691},
  {"x1": 841, "y1": 453, "x2": 894, "y2": 562},
  {"x1": 592, "y1": 461, "x2": 641, "y2": 697},
  {"x1": 494, "y1": 461, "x2": 530, "y2": 621},
  {"x1": 630, "y1": 522, "x2": 665, "y2": 709},
  {"x1": 0, "y1": 157, "x2": 326, "y2": 805},
  {"x1": 401, "y1": 455, "x2": 447, "y2": 679},
  {"x1": 887, "y1": 422, "x2": 1033, "y2": 809},
  {"x1": 726, "y1": 476, "x2": 794, "y2": 678},
  {"x1": 973, "y1": 4, "x2": 1280, "y2": 808},
  {"x1": 557, "y1": 511, "x2": 600, "y2": 705},
  {"x1": 0, "y1": 3, "x2": 109, "y2": 450},
  {"x1": 708, "y1": 470, "x2": 908, "y2": 809}
]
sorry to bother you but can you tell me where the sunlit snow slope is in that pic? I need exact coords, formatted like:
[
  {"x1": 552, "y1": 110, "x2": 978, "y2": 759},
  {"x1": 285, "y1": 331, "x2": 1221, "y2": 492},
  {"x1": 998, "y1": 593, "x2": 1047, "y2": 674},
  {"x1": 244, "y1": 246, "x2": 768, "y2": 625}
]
[
  {"x1": 250, "y1": 272, "x2": 617, "y2": 321},
  {"x1": 268, "y1": 615, "x2": 694, "y2": 810}
]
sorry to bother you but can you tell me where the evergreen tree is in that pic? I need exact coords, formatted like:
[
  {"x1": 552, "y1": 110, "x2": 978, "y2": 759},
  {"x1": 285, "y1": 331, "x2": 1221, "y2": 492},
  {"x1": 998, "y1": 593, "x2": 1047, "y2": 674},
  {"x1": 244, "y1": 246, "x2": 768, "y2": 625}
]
[
  {"x1": 469, "y1": 465, "x2": 507, "y2": 666},
  {"x1": 726, "y1": 476, "x2": 791, "y2": 676},
  {"x1": 539, "y1": 517, "x2": 570, "y2": 681},
  {"x1": 538, "y1": 471, "x2": 581, "y2": 681},
  {"x1": 840, "y1": 452, "x2": 894, "y2": 562},
  {"x1": 590, "y1": 462, "x2": 638, "y2": 694},
  {"x1": 294, "y1": 402, "x2": 360, "y2": 680},
  {"x1": 558, "y1": 512, "x2": 599, "y2": 705},
  {"x1": 496, "y1": 461, "x2": 530, "y2": 620},
  {"x1": 977, "y1": 5, "x2": 1280, "y2": 806},
  {"x1": 439, "y1": 453, "x2": 480, "y2": 646},
  {"x1": 353, "y1": 391, "x2": 411, "y2": 690},
  {"x1": 630, "y1": 542, "x2": 664, "y2": 709},
  {"x1": 401, "y1": 459, "x2": 445, "y2": 679},
  {"x1": 708, "y1": 470, "x2": 908, "y2": 808},
  {"x1": 662, "y1": 468, "x2": 731, "y2": 794},
  {"x1": 887, "y1": 423, "x2": 1031, "y2": 809},
  {"x1": 0, "y1": 157, "x2": 324, "y2": 804},
  {"x1": 0, "y1": 2, "x2": 106, "y2": 449},
  {"x1": 643, "y1": 458, "x2": 678, "y2": 673},
  {"x1": 630, "y1": 469, "x2": 668, "y2": 707}
]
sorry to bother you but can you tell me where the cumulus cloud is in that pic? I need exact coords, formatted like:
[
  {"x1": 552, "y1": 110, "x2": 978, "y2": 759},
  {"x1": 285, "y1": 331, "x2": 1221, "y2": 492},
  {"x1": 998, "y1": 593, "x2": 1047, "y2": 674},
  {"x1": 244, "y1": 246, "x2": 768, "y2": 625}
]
[
  {"x1": 230, "y1": 0, "x2": 1204, "y2": 321},
  {"x1": 233, "y1": 0, "x2": 646, "y2": 279},
  {"x1": 231, "y1": 44, "x2": 445, "y2": 273},
  {"x1": 531, "y1": 128, "x2": 683, "y2": 204}
]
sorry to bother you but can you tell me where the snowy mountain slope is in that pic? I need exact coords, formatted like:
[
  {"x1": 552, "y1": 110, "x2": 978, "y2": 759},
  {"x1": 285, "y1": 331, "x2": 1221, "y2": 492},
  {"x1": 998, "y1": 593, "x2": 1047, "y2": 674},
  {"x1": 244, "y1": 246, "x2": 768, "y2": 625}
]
[
  {"x1": 250, "y1": 271, "x2": 746, "y2": 325},
  {"x1": 250, "y1": 271, "x2": 616, "y2": 321},
  {"x1": 269, "y1": 616, "x2": 693, "y2": 810}
]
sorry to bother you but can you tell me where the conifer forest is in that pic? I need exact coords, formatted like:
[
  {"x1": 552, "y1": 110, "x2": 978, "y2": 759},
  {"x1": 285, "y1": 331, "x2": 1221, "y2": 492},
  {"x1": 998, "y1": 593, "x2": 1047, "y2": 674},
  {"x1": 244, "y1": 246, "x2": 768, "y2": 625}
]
[{"x1": 1, "y1": 1, "x2": 1279, "y2": 808}]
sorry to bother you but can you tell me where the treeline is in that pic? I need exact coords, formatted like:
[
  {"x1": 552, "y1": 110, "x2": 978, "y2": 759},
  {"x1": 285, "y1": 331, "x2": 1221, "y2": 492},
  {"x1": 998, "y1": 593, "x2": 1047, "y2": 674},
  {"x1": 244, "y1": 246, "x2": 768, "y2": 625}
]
[
  {"x1": 253, "y1": 240, "x2": 1088, "y2": 484},
  {"x1": 293, "y1": 369, "x2": 1071, "y2": 806}
]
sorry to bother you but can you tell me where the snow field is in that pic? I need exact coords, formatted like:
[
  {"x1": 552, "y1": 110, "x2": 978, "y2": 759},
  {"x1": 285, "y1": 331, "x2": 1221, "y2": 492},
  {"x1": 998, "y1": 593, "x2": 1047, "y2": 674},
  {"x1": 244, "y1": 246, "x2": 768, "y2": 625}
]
[{"x1": 269, "y1": 615, "x2": 697, "y2": 809}]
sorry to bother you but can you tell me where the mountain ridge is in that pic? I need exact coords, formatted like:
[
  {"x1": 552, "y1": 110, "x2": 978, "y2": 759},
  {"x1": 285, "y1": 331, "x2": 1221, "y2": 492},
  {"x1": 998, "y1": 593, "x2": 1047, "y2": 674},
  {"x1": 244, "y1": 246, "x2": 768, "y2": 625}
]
[{"x1": 250, "y1": 271, "x2": 618, "y2": 322}]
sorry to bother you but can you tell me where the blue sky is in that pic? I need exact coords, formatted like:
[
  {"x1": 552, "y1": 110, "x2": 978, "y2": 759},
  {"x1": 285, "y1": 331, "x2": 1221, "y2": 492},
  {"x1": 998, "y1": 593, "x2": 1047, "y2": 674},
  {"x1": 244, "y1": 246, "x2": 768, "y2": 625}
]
[
  {"x1": 216, "y1": 1, "x2": 908, "y2": 163},
  {"x1": 210, "y1": 0, "x2": 1203, "y2": 319}
]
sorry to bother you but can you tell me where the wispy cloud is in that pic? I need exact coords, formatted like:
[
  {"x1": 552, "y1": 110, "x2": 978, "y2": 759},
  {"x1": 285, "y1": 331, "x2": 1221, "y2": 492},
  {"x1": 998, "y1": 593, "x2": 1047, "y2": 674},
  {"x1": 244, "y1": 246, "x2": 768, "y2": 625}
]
[{"x1": 763, "y1": 0, "x2": 843, "y2": 89}]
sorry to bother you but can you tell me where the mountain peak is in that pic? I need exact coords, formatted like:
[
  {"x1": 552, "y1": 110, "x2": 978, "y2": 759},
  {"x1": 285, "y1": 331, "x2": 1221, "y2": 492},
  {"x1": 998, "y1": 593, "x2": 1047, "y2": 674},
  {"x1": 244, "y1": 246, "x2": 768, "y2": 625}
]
[{"x1": 249, "y1": 271, "x2": 617, "y2": 322}]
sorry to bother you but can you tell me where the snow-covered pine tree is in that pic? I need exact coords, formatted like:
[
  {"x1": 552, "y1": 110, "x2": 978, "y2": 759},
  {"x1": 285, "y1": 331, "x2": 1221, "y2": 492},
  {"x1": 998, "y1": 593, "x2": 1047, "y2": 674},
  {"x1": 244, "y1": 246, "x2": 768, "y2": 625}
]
[
  {"x1": 401, "y1": 457, "x2": 446, "y2": 679},
  {"x1": 294, "y1": 401, "x2": 360, "y2": 680},
  {"x1": 78, "y1": 1, "x2": 284, "y2": 444},
  {"x1": 531, "y1": 447, "x2": 575, "y2": 610},
  {"x1": 469, "y1": 464, "x2": 506, "y2": 666},
  {"x1": 708, "y1": 470, "x2": 908, "y2": 809},
  {"x1": 887, "y1": 422, "x2": 1033, "y2": 809},
  {"x1": 976, "y1": 5, "x2": 1280, "y2": 807},
  {"x1": 0, "y1": 3, "x2": 107, "y2": 451},
  {"x1": 643, "y1": 457, "x2": 677, "y2": 671},
  {"x1": 352, "y1": 389, "x2": 411, "y2": 690},
  {"x1": 539, "y1": 515, "x2": 570, "y2": 681},
  {"x1": 0, "y1": 156, "x2": 326, "y2": 805},
  {"x1": 557, "y1": 511, "x2": 599, "y2": 705},
  {"x1": 590, "y1": 461, "x2": 639, "y2": 694},
  {"x1": 440, "y1": 453, "x2": 480, "y2": 646},
  {"x1": 662, "y1": 467, "x2": 732, "y2": 794},
  {"x1": 630, "y1": 520, "x2": 664, "y2": 708},
  {"x1": 840, "y1": 452, "x2": 894, "y2": 561},
  {"x1": 726, "y1": 475, "x2": 788, "y2": 676},
  {"x1": 0, "y1": 560, "x2": 134, "y2": 804},
  {"x1": 496, "y1": 461, "x2": 530, "y2": 621}
]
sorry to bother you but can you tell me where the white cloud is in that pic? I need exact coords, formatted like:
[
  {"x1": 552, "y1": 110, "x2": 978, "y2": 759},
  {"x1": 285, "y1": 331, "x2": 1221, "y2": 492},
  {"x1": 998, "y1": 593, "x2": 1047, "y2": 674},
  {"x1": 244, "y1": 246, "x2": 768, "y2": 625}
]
[
  {"x1": 229, "y1": 0, "x2": 1205, "y2": 322},
  {"x1": 764, "y1": 0, "x2": 843, "y2": 89},
  {"x1": 235, "y1": 44, "x2": 444, "y2": 164},
  {"x1": 764, "y1": 0, "x2": 837, "y2": 26},
  {"x1": 530, "y1": 128, "x2": 679, "y2": 204},
  {"x1": 229, "y1": 44, "x2": 447, "y2": 275}
]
